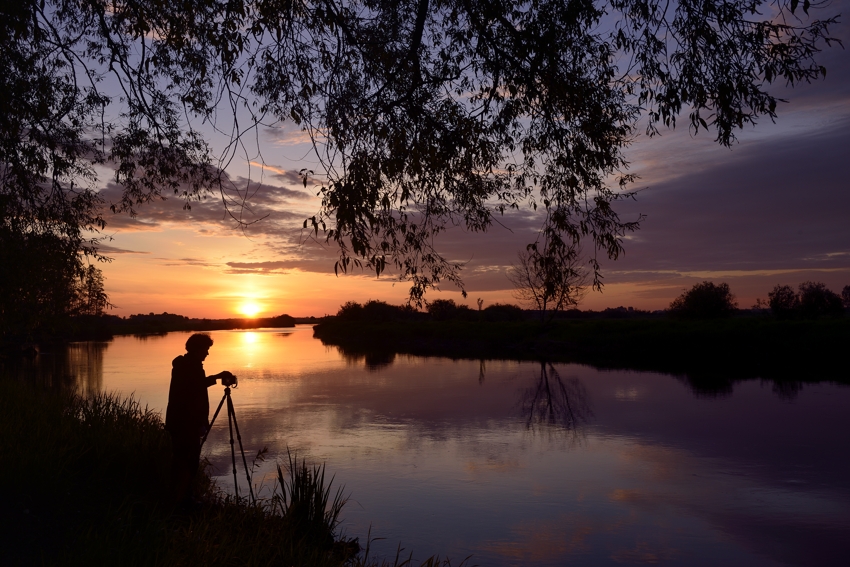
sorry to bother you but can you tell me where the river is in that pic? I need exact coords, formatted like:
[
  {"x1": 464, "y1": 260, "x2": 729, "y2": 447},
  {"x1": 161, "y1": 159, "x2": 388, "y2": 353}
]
[{"x1": 20, "y1": 326, "x2": 850, "y2": 566}]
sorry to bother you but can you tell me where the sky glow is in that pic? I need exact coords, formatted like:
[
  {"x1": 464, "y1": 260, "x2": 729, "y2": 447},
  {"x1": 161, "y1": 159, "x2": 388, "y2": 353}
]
[{"x1": 96, "y1": 3, "x2": 850, "y2": 318}]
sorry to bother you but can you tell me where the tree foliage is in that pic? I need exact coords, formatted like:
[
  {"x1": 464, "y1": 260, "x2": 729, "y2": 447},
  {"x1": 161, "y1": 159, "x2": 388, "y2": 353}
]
[
  {"x1": 426, "y1": 299, "x2": 475, "y2": 321},
  {"x1": 768, "y1": 281, "x2": 844, "y2": 318},
  {"x1": 767, "y1": 284, "x2": 800, "y2": 318},
  {"x1": 0, "y1": 227, "x2": 109, "y2": 341},
  {"x1": 335, "y1": 299, "x2": 417, "y2": 321},
  {"x1": 798, "y1": 281, "x2": 844, "y2": 318},
  {"x1": 1, "y1": 0, "x2": 841, "y2": 303},
  {"x1": 669, "y1": 281, "x2": 737, "y2": 319}
]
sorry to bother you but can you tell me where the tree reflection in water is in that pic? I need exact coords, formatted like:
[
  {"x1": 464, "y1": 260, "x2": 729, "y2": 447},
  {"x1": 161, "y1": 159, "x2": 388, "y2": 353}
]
[
  {"x1": 339, "y1": 348, "x2": 397, "y2": 372},
  {"x1": 1, "y1": 342, "x2": 106, "y2": 395},
  {"x1": 519, "y1": 362, "x2": 592, "y2": 436}
]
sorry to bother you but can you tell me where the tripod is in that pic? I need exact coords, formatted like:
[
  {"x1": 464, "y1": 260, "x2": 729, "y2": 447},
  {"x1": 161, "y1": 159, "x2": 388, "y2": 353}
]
[{"x1": 200, "y1": 386, "x2": 256, "y2": 504}]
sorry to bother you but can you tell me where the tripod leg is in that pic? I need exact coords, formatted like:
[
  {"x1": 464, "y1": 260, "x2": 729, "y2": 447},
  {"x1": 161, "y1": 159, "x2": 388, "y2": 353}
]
[
  {"x1": 201, "y1": 388, "x2": 228, "y2": 449},
  {"x1": 228, "y1": 401, "x2": 256, "y2": 505},
  {"x1": 226, "y1": 392, "x2": 239, "y2": 501}
]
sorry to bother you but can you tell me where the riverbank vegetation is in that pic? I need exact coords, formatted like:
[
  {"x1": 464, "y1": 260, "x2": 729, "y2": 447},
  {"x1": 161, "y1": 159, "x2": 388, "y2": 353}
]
[
  {"x1": 314, "y1": 294, "x2": 850, "y2": 386},
  {"x1": 315, "y1": 316, "x2": 849, "y2": 379},
  {"x1": 0, "y1": 379, "x2": 454, "y2": 567}
]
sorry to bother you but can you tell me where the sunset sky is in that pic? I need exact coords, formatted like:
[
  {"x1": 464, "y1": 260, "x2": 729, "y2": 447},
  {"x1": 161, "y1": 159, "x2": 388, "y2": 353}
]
[{"x1": 96, "y1": 5, "x2": 850, "y2": 319}]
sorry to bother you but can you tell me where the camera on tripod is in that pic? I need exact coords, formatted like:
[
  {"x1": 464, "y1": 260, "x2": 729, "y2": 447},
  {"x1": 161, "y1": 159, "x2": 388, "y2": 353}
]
[
  {"x1": 221, "y1": 371, "x2": 238, "y2": 387},
  {"x1": 201, "y1": 371, "x2": 254, "y2": 503}
]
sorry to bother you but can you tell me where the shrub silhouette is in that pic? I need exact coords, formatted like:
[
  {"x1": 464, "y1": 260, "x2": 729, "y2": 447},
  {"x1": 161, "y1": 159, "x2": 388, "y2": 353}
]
[
  {"x1": 798, "y1": 281, "x2": 843, "y2": 318},
  {"x1": 336, "y1": 300, "x2": 415, "y2": 322},
  {"x1": 669, "y1": 281, "x2": 737, "y2": 319},
  {"x1": 336, "y1": 301, "x2": 365, "y2": 321},
  {"x1": 841, "y1": 285, "x2": 850, "y2": 309},
  {"x1": 482, "y1": 303, "x2": 526, "y2": 322},
  {"x1": 427, "y1": 299, "x2": 459, "y2": 321},
  {"x1": 427, "y1": 299, "x2": 478, "y2": 321},
  {"x1": 362, "y1": 300, "x2": 408, "y2": 321},
  {"x1": 768, "y1": 284, "x2": 800, "y2": 318}
]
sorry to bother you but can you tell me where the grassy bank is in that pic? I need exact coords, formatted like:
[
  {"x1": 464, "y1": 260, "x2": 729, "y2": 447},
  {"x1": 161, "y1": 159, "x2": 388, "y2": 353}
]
[
  {"x1": 313, "y1": 317, "x2": 850, "y2": 384},
  {"x1": 0, "y1": 379, "x2": 455, "y2": 567}
]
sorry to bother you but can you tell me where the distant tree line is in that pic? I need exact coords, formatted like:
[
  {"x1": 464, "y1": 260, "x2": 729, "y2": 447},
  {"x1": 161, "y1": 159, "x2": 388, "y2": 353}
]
[
  {"x1": 766, "y1": 282, "x2": 848, "y2": 319},
  {"x1": 336, "y1": 299, "x2": 659, "y2": 323},
  {"x1": 337, "y1": 280, "x2": 850, "y2": 325},
  {"x1": 670, "y1": 280, "x2": 850, "y2": 320},
  {"x1": 336, "y1": 300, "x2": 526, "y2": 323}
]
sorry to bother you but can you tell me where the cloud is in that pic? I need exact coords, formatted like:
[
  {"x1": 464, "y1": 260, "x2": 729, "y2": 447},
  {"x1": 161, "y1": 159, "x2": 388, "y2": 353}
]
[
  {"x1": 263, "y1": 124, "x2": 315, "y2": 147},
  {"x1": 100, "y1": 174, "x2": 313, "y2": 235},
  {"x1": 156, "y1": 257, "x2": 219, "y2": 267},
  {"x1": 246, "y1": 161, "x2": 324, "y2": 189},
  {"x1": 225, "y1": 260, "x2": 291, "y2": 274},
  {"x1": 97, "y1": 243, "x2": 150, "y2": 255},
  {"x1": 222, "y1": 242, "x2": 352, "y2": 275},
  {"x1": 607, "y1": 117, "x2": 850, "y2": 277}
]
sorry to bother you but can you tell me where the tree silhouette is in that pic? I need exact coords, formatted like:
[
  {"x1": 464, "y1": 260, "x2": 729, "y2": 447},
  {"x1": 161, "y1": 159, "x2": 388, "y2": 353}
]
[
  {"x1": 2, "y1": 1, "x2": 841, "y2": 302},
  {"x1": 768, "y1": 284, "x2": 801, "y2": 318},
  {"x1": 768, "y1": 281, "x2": 844, "y2": 318},
  {"x1": 0, "y1": 227, "x2": 109, "y2": 341},
  {"x1": 798, "y1": 281, "x2": 844, "y2": 318},
  {"x1": 669, "y1": 281, "x2": 737, "y2": 319},
  {"x1": 508, "y1": 240, "x2": 587, "y2": 323}
]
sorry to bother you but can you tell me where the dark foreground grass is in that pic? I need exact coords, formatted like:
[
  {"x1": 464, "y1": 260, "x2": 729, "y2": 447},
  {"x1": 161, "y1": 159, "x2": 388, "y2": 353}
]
[
  {"x1": 0, "y1": 379, "x2": 465, "y2": 567},
  {"x1": 314, "y1": 317, "x2": 850, "y2": 384}
]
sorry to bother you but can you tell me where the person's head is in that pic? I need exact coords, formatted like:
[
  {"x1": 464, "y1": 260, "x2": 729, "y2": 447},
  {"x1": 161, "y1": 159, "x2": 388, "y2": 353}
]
[{"x1": 185, "y1": 333, "x2": 214, "y2": 361}]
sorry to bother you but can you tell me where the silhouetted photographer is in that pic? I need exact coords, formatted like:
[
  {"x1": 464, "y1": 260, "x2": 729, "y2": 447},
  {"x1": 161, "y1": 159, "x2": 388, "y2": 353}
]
[{"x1": 165, "y1": 333, "x2": 236, "y2": 506}]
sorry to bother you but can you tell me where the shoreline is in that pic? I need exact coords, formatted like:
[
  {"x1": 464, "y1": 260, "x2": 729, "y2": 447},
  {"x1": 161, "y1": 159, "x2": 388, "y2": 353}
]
[
  {"x1": 0, "y1": 314, "x2": 316, "y2": 349},
  {"x1": 0, "y1": 378, "x2": 446, "y2": 567},
  {"x1": 313, "y1": 317, "x2": 850, "y2": 385}
]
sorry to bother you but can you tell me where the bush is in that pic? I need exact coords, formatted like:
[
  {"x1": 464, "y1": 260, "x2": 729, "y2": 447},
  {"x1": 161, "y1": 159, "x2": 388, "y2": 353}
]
[
  {"x1": 482, "y1": 303, "x2": 526, "y2": 322},
  {"x1": 425, "y1": 299, "x2": 476, "y2": 321},
  {"x1": 336, "y1": 300, "x2": 417, "y2": 322},
  {"x1": 843, "y1": 285, "x2": 850, "y2": 309},
  {"x1": 336, "y1": 301, "x2": 365, "y2": 321},
  {"x1": 669, "y1": 281, "x2": 737, "y2": 319},
  {"x1": 798, "y1": 281, "x2": 844, "y2": 318},
  {"x1": 426, "y1": 299, "x2": 459, "y2": 321},
  {"x1": 362, "y1": 300, "x2": 405, "y2": 322},
  {"x1": 768, "y1": 284, "x2": 800, "y2": 318}
]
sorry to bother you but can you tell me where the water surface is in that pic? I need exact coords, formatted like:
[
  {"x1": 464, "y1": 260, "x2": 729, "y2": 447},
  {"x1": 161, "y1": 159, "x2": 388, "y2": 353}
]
[{"x1": 22, "y1": 327, "x2": 850, "y2": 566}]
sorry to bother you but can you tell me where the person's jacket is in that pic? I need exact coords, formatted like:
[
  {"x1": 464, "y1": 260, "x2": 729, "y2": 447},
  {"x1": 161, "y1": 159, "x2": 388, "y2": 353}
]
[{"x1": 165, "y1": 355, "x2": 216, "y2": 438}]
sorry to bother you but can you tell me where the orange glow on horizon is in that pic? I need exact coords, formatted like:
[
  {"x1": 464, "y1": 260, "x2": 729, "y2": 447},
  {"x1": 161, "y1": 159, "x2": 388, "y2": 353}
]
[{"x1": 238, "y1": 301, "x2": 262, "y2": 318}]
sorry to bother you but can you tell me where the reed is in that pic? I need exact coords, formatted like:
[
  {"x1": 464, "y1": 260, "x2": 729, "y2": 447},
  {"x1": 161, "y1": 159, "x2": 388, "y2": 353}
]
[{"x1": 274, "y1": 448, "x2": 347, "y2": 549}]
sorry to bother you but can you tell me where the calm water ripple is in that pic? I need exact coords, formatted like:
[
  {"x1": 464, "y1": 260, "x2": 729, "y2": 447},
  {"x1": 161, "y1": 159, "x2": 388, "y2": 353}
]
[{"x1": 14, "y1": 326, "x2": 850, "y2": 566}]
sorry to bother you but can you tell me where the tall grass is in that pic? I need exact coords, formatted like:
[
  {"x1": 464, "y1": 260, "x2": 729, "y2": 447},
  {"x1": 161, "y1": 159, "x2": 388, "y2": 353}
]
[
  {"x1": 274, "y1": 449, "x2": 347, "y2": 549},
  {"x1": 0, "y1": 377, "x2": 465, "y2": 566}
]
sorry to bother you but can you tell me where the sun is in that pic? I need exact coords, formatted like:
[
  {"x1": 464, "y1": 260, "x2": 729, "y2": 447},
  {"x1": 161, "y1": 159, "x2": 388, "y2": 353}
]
[{"x1": 239, "y1": 301, "x2": 262, "y2": 318}]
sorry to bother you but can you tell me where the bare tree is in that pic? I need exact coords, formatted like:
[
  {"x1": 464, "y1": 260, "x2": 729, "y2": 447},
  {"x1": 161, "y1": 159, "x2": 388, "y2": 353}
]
[{"x1": 508, "y1": 241, "x2": 588, "y2": 323}]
